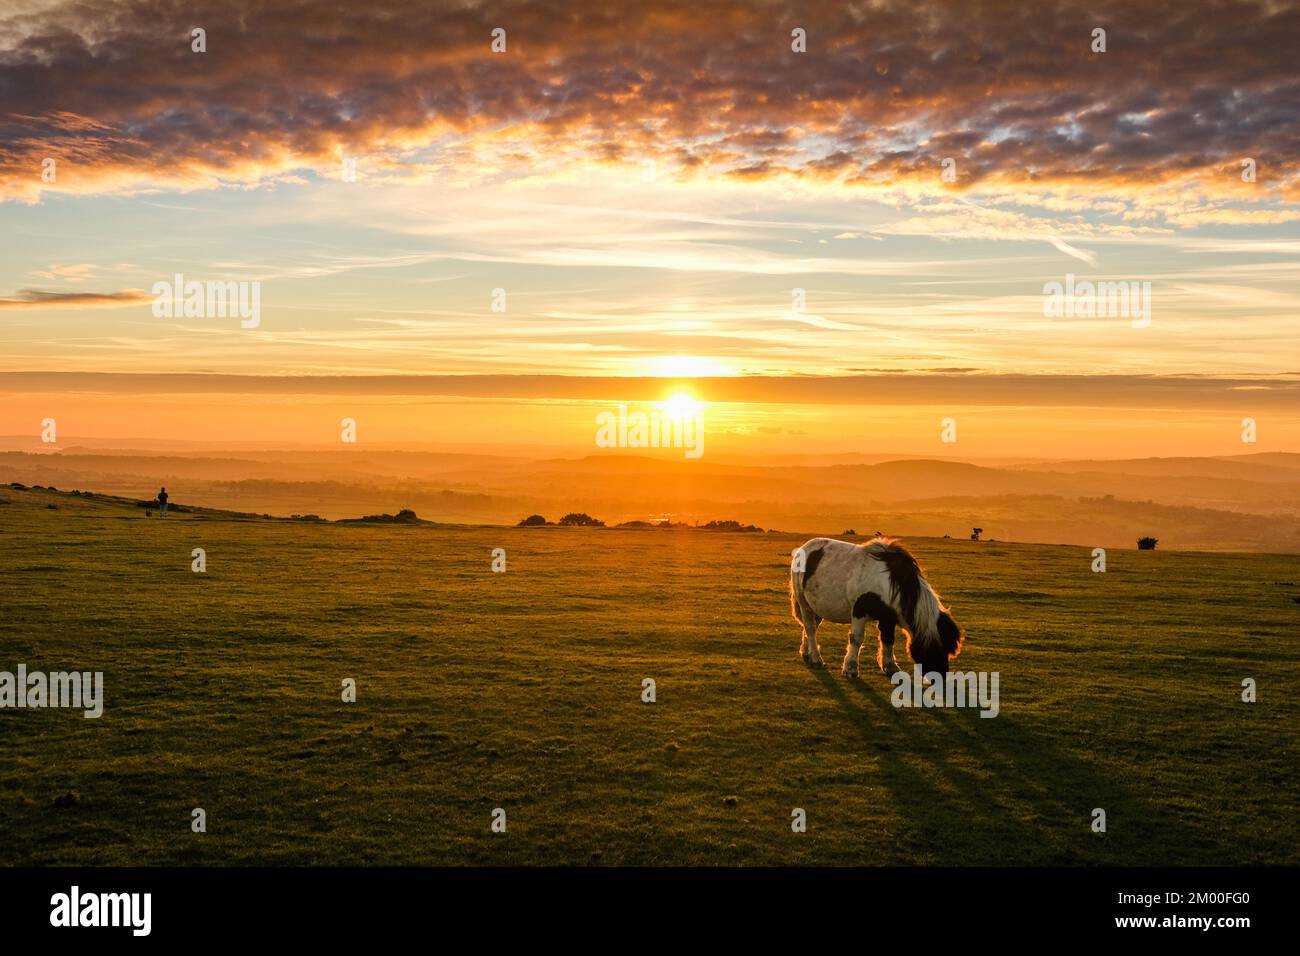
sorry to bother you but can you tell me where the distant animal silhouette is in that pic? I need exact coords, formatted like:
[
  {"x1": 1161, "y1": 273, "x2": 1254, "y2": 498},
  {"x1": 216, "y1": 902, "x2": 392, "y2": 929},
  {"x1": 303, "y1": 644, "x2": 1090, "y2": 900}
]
[{"x1": 790, "y1": 536, "x2": 964, "y2": 679}]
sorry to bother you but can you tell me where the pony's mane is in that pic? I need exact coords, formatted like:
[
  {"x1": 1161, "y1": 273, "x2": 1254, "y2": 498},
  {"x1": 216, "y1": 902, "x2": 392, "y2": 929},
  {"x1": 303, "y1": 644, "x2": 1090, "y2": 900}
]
[{"x1": 861, "y1": 537, "x2": 922, "y2": 628}]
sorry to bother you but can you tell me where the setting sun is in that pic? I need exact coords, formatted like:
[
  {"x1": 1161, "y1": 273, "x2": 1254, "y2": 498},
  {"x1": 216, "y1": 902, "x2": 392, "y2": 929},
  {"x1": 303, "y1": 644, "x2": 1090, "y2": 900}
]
[{"x1": 659, "y1": 391, "x2": 702, "y2": 419}]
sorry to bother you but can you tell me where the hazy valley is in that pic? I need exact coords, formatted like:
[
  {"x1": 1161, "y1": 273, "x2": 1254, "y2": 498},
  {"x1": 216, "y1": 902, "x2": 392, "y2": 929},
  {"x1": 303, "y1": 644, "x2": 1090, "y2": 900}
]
[{"x1": 3, "y1": 443, "x2": 1298, "y2": 553}]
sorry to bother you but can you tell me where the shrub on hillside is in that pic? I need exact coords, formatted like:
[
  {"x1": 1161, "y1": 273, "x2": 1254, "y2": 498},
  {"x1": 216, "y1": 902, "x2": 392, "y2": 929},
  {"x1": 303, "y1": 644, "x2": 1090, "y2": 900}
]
[
  {"x1": 701, "y1": 519, "x2": 764, "y2": 532},
  {"x1": 558, "y1": 512, "x2": 604, "y2": 527},
  {"x1": 358, "y1": 508, "x2": 420, "y2": 524}
]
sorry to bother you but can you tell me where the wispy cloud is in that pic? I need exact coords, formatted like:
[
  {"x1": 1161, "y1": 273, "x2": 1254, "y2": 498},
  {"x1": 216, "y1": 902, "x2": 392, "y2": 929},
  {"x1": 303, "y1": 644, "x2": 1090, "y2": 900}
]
[
  {"x1": 30, "y1": 263, "x2": 99, "y2": 282},
  {"x1": 1046, "y1": 235, "x2": 1098, "y2": 266}
]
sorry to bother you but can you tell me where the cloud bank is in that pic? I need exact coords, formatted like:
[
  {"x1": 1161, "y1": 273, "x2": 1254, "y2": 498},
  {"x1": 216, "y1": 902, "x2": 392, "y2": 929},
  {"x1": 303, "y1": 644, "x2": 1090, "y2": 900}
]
[{"x1": 1, "y1": 0, "x2": 1296, "y2": 214}]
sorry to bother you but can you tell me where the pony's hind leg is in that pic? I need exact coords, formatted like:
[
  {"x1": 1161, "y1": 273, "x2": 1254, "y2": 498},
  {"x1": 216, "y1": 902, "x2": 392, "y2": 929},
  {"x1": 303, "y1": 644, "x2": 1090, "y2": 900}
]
[
  {"x1": 799, "y1": 606, "x2": 824, "y2": 667},
  {"x1": 842, "y1": 617, "x2": 866, "y2": 678}
]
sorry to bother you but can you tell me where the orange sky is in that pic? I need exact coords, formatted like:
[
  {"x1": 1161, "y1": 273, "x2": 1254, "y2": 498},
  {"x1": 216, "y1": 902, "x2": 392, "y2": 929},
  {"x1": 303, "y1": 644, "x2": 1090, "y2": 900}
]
[
  {"x1": 2, "y1": 1, "x2": 1298, "y2": 460},
  {"x1": 3, "y1": 373, "x2": 1296, "y2": 459}
]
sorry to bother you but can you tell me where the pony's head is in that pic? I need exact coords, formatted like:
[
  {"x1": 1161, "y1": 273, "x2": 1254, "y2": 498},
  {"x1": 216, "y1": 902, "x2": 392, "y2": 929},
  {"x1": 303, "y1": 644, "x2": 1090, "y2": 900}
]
[{"x1": 910, "y1": 609, "x2": 964, "y2": 677}]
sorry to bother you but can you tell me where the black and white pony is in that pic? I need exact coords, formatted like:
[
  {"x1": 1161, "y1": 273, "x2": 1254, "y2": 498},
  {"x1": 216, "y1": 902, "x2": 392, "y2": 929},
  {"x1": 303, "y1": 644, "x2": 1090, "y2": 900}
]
[{"x1": 790, "y1": 537, "x2": 964, "y2": 679}]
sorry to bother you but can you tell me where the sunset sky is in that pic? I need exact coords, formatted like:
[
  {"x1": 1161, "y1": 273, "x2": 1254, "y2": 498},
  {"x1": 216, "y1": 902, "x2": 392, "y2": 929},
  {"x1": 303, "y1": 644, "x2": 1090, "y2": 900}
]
[{"x1": 1, "y1": 0, "x2": 1298, "y2": 457}]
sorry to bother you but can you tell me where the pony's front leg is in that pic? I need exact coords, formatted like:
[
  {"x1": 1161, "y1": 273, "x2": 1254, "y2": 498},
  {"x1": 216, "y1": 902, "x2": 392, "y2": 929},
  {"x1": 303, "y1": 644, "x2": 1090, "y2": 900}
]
[
  {"x1": 842, "y1": 618, "x2": 866, "y2": 678},
  {"x1": 876, "y1": 618, "x2": 900, "y2": 677}
]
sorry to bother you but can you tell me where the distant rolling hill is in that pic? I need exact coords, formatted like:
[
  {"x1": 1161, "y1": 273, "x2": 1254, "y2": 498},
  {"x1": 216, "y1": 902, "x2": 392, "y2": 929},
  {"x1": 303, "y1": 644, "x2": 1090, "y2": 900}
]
[{"x1": 2, "y1": 448, "x2": 1297, "y2": 552}]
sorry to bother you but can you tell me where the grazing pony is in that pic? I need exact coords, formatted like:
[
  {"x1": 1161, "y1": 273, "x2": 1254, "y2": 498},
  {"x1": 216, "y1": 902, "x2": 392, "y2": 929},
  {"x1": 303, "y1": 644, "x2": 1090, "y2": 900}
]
[{"x1": 790, "y1": 537, "x2": 964, "y2": 679}]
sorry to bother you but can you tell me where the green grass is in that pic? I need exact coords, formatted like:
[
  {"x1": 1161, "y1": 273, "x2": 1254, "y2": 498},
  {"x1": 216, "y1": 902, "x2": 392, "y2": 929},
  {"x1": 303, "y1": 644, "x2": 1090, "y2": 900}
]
[{"x1": 1, "y1": 485, "x2": 1297, "y2": 865}]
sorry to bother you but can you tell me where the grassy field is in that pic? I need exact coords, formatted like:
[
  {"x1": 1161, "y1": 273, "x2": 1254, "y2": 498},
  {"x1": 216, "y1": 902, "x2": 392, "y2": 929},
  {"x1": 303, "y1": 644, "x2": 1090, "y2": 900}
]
[{"x1": 1, "y1": 484, "x2": 1297, "y2": 866}]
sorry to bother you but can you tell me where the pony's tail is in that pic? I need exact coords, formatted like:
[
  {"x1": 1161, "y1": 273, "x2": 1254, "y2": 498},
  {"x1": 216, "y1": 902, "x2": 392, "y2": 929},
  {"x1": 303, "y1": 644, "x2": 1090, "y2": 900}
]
[{"x1": 789, "y1": 550, "x2": 806, "y2": 622}]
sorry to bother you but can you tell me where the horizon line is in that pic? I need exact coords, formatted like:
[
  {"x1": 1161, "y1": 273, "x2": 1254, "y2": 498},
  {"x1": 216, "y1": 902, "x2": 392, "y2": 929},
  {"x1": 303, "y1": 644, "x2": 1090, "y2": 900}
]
[{"x1": 6, "y1": 370, "x2": 1300, "y2": 410}]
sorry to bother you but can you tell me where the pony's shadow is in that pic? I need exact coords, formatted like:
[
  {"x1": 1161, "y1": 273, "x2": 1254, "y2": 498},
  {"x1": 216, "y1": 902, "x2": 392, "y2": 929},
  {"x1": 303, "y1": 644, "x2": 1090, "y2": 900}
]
[{"x1": 810, "y1": 666, "x2": 1210, "y2": 863}]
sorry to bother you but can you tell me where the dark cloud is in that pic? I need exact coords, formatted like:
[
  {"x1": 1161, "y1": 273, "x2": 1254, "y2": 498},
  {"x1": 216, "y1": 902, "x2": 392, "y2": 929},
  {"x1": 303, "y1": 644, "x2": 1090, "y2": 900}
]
[
  {"x1": 0, "y1": 288, "x2": 150, "y2": 307},
  {"x1": 0, "y1": 0, "x2": 1297, "y2": 198}
]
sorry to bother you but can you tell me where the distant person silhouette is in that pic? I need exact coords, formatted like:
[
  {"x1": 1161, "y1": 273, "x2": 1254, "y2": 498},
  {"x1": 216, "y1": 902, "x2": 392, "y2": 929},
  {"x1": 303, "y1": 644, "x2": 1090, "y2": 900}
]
[{"x1": 158, "y1": 486, "x2": 169, "y2": 517}]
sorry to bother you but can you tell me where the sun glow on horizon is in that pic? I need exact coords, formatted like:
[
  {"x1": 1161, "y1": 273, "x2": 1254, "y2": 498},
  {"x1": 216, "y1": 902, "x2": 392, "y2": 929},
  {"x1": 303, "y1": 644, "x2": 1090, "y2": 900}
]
[
  {"x1": 658, "y1": 390, "x2": 703, "y2": 420},
  {"x1": 643, "y1": 356, "x2": 735, "y2": 379}
]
